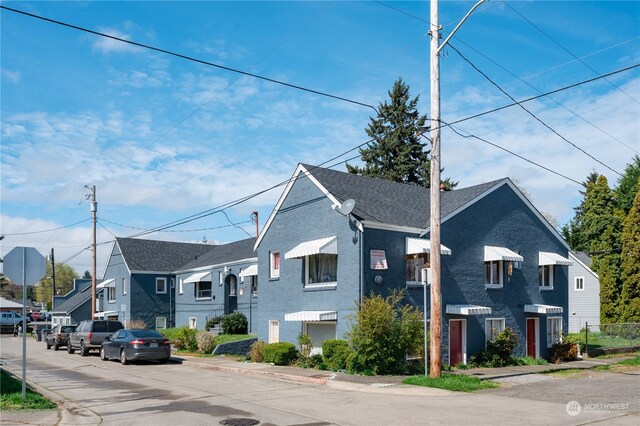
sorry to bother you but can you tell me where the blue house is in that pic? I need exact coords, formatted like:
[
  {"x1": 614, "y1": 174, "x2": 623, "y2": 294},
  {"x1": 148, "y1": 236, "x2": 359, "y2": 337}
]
[
  {"x1": 101, "y1": 238, "x2": 213, "y2": 329},
  {"x1": 174, "y1": 238, "x2": 258, "y2": 331},
  {"x1": 254, "y1": 164, "x2": 571, "y2": 363}
]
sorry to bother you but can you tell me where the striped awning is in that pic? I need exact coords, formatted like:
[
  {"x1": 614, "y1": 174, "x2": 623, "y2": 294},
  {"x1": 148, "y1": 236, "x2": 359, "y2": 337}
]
[
  {"x1": 446, "y1": 304, "x2": 492, "y2": 315},
  {"x1": 96, "y1": 279, "x2": 115, "y2": 289},
  {"x1": 284, "y1": 311, "x2": 337, "y2": 321},
  {"x1": 524, "y1": 304, "x2": 563, "y2": 314},
  {"x1": 484, "y1": 246, "x2": 523, "y2": 262},
  {"x1": 406, "y1": 238, "x2": 452, "y2": 256},
  {"x1": 239, "y1": 265, "x2": 258, "y2": 278},
  {"x1": 285, "y1": 236, "x2": 337, "y2": 259},
  {"x1": 538, "y1": 252, "x2": 572, "y2": 266},
  {"x1": 183, "y1": 271, "x2": 212, "y2": 284}
]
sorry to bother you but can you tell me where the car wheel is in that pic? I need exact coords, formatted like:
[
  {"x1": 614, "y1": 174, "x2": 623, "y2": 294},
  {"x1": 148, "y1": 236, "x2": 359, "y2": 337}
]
[
  {"x1": 54, "y1": 344, "x2": 59, "y2": 351},
  {"x1": 120, "y1": 350, "x2": 128, "y2": 365},
  {"x1": 80, "y1": 342, "x2": 89, "y2": 357},
  {"x1": 159, "y1": 357, "x2": 169, "y2": 364},
  {"x1": 100, "y1": 347, "x2": 108, "y2": 361},
  {"x1": 67, "y1": 344, "x2": 75, "y2": 354}
]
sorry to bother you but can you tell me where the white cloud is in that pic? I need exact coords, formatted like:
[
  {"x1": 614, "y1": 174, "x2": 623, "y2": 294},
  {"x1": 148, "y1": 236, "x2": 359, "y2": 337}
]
[
  {"x1": 1, "y1": 68, "x2": 21, "y2": 83},
  {"x1": 92, "y1": 28, "x2": 140, "y2": 54}
]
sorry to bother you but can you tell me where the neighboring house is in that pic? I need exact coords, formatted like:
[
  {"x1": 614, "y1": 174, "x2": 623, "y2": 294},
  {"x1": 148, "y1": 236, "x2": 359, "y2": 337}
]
[
  {"x1": 101, "y1": 238, "x2": 213, "y2": 329},
  {"x1": 175, "y1": 238, "x2": 258, "y2": 331},
  {"x1": 0, "y1": 297, "x2": 24, "y2": 312},
  {"x1": 254, "y1": 164, "x2": 571, "y2": 362},
  {"x1": 53, "y1": 278, "x2": 91, "y2": 310},
  {"x1": 50, "y1": 280, "x2": 93, "y2": 326},
  {"x1": 568, "y1": 251, "x2": 600, "y2": 333}
]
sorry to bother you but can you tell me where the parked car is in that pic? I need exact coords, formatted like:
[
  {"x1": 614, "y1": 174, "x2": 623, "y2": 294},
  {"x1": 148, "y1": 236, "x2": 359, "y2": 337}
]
[
  {"x1": 100, "y1": 329, "x2": 171, "y2": 365},
  {"x1": 46, "y1": 324, "x2": 77, "y2": 350},
  {"x1": 0, "y1": 311, "x2": 22, "y2": 325},
  {"x1": 68, "y1": 320, "x2": 124, "y2": 356}
]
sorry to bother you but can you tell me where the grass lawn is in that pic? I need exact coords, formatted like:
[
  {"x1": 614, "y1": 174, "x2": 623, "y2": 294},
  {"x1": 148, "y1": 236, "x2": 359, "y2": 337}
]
[
  {"x1": 402, "y1": 374, "x2": 498, "y2": 392},
  {"x1": 618, "y1": 355, "x2": 640, "y2": 366},
  {"x1": 0, "y1": 370, "x2": 57, "y2": 411}
]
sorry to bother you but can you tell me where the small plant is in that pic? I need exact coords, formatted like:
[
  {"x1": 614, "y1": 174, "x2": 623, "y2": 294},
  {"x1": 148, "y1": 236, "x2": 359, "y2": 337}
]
[
  {"x1": 514, "y1": 356, "x2": 548, "y2": 366},
  {"x1": 196, "y1": 330, "x2": 216, "y2": 353},
  {"x1": 295, "y1": 334, "x2": 314, "y2": 367},
  {"x1": 221, "y1": 312, "x2": 248, "y2": 335},
  {"x1": 128, "y1": 319, "x2": 147, "y2": 330},
  {"x1": 322, "y1": 340, "x2": 352, "y2": 371},
  {"x1": 263, "y1": 342, "x2": 298, "y2": 366},
  {"x1": 470, "y1": 328, "x2": 519, "y2": 367},
  {"x1": 205, "y1": 315, "x2": 223, "y2": 331},
  {"x1": 175, "y1": 327, "x2": 198, "y2": 352},
  {"x1": 550, "y1": 334, "x2": 579, "y2": 363},
  {"x1": 249, "y1": 340, "x2": 267, "y2": 363}
]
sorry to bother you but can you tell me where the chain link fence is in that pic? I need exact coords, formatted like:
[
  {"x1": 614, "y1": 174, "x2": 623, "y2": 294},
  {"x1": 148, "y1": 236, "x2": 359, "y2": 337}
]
[{"x1": 584, "y1": 322, "x2": 640, "y2": 355}]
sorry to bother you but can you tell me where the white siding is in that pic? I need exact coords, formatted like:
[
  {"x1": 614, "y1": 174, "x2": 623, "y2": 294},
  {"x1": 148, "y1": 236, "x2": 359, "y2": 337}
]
[{"x1": 568, "y1": 254, "x2": 600, "y2": 333}]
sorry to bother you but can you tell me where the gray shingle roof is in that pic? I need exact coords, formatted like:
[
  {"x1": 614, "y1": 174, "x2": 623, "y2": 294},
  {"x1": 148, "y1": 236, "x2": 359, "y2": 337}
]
[
  {"x1": 116, "y1": 238, "x2": 215, "y2": 272},
  {"x1": 50, "y1": 281, "x2": 92, "y2": 314},
  {"x1": 178, "y1": 238, "x2": 256, "y2": 271},
  {"x1": 571, "y1": 251, "x2": 592, "y2": 268},
  {"x1": 302, "y1": 164, "x2": 507, "y2": 229}
]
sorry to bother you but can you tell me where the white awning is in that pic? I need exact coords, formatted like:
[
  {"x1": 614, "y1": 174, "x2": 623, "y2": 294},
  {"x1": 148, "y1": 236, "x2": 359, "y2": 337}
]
[
  {"x1": 484, "y1": 246, "x2": 523, "y2": 262},
  {"x1": 94, "y1": 310, "x2": 117, "y2": 318},
  {"x1": 239, "y1": 264, "x2": 258, "y2": 278},
  {"x1": 524, "y1": 304, "x2": 563, "y2": 314},
  {"x1": 96, "y1": 279, "x2": 115, "y2": 289},
  {"x1": 446, "y1": 304, "x2": 492, "y2": 315},
  {"x1": 183, "y1": 271, "x2": 212, "y2": 284},
  {"x1": 539, "y1": 252, "x2": 572, "y2": 266},
  {"x1": 284, "y1": 311, "x2": 338, "y2": 321},
  {"x1": 285, "y1": 236, "x2": 337, "y2": 259},
  {"x1": 406, "y1": 237, "x2": 452, "y2": 255}
]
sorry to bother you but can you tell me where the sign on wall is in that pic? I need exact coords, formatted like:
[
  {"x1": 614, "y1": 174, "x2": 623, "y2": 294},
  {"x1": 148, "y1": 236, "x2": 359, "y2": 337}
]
[{"x1": 370, "y1": 249, "x2": 388, "y2": 270}]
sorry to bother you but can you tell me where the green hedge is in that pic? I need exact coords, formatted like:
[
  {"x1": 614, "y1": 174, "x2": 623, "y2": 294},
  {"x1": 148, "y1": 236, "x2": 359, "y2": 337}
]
[{"x1": 263, "y1": 342, "x2": 297, "y2": 365}]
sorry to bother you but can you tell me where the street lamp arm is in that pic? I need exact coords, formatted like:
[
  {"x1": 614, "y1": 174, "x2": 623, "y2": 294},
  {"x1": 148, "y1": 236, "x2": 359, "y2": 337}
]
[{"x1": 437, "y1": 0, "x2": 487, "y2": 55}]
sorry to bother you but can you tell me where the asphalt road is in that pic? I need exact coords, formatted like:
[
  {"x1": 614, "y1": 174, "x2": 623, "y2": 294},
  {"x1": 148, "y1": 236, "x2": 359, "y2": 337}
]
[{"x1": 1, "y1": 335, "x2": 638, "y2": 425}]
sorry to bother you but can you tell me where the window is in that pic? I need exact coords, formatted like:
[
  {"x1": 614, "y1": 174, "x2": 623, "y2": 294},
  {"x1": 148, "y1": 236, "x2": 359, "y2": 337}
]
[
  {"x1": 305, "y1": 254, "x2": 337, "y2": 286},
  {"x1": 539, "y1": 265, "x2": 554, "y2": 289},
  {"x1": 547, "y1": 317, "x2": 562, "y2": 347},
  {"x1": 107, "y1": 287, "x2": 116, "y2": 303},
  {"x1": 189, "y1": 317, "x2": 197, "y2": 329},
  {"x1": 575, "y1": 276, "x2": 584, "y2": 291},
  {"x1": 485, "y1": 318, "x2": 505, "y2": 345},
  {"x1": 270, "y1": 251, "x2": 280, "y2": 278},
  {"x1": 122, "y1": 278, "x2": 127, "y2": 295},
  {"x1": 251, "y1": 276, "x2": 258, "y2": 295},
  {"x1": 406, "y1": 255, "x2": 426, "y2": 283},
  {"x1": 155, "y1": 317, "x2": 167, "y2": 330},
  {"x1": 196, "y1": 281, "x2": 212, "y2": 299},
  {"x1": 229, "y1": 279, "x2": 237, "y2": 296},
  {"x1": 156, "y1": 277, "x2": 167, "y2": 294},
  {"x1": 179, "y1": 278, "x2": 184, "y2": 295},
  {"x1": 239, "y1": 268, "x2": 244, "y2": 283},
  {"x1": 485, "y1": 260, "x2": 503, "y2": 287}
]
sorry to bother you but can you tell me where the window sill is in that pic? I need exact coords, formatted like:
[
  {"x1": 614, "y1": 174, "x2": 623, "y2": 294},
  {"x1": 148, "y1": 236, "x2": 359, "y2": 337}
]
[
  {"x1": 539, "y1": 287, "x2": 554, "y2": 291},
  {"x1": 196, "y1": 297, "x2": 213, "y2": 301},
  {"x1": 269, "y1": 277, "x2": 280, "y2": 282},
  {"x1": 485, "y1": 284, "x2": 503, "y2": 290},
  {"x1": 107, "y1": 300, "x2": 116, "y2": 304},
  {"x1": 304, "y1": 283, "x2": 337, "y2": 291}
]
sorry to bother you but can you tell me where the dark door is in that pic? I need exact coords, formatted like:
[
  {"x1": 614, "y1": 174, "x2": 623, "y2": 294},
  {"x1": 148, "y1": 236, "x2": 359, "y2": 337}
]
[
  {"x1": 527, "y1": 318, "x2": 537, "y2": 358},
  {"x1": 225, "y1": 275, "x2": 238, "y2": 314},
  {"x1": 449, "y1": 320, "x2": 464, "y2": 366}
]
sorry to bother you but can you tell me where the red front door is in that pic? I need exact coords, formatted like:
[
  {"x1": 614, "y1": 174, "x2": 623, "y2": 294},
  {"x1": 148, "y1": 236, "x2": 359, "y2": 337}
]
[
  {"x1": 450, "y1": 320, "x2": 463, "y2": 366},
  {"x1": 527, "y1": 318, "x2": 537, "y2": 358}
]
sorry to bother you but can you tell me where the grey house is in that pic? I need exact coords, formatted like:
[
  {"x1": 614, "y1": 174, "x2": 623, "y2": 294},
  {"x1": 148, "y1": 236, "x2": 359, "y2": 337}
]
[
  {"x1": 568, "y1": 251, "x2": 600, "y2": 332},
  {"x1": 175, "y1": 238, "x2": 258, "y2": 331},
  {"x1": 101, "y1": 238, "x2": 213, "y2": 329},
  {"x1": 254, "y1": 164, "x2": 571, "y2": 363}
]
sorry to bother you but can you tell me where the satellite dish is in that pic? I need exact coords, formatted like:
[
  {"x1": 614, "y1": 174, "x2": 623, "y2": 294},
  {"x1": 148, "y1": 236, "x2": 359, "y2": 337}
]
[{"x1": 337, "y1": 199, "x2": 355, "y2": 216}]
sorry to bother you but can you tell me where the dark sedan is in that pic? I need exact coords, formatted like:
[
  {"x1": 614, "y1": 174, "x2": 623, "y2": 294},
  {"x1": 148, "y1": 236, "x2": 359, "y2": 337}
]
[{"x1": 100, "y1": 329, "x2": 171, "y2": 365}]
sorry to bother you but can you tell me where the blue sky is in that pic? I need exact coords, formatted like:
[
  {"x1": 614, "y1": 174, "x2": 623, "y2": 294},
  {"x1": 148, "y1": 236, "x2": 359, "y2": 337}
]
[{"x1": 1, "y1": 1, "x2": 638, "y2": 276}]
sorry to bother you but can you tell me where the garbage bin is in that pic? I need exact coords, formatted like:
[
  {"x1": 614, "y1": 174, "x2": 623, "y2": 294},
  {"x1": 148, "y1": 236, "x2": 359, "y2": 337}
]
[{"x1": 35, "y1": 328, "x2": 43, "y2": 341}]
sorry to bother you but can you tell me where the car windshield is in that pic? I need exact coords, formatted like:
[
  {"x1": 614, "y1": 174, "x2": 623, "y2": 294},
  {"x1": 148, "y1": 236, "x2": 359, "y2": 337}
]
[
  {"x1": 61, "y1": 326, "x2": 76, "y2": 332},
  {"x1": 130, "y1": 330, "x2": 164, "y2": 338}
]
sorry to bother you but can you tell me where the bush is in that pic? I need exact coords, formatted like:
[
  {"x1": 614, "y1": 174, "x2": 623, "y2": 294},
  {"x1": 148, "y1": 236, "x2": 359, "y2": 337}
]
[
  {"x1": 346, "y1": 290, "x2": 424, "y2": 375},
  {"x1": 322, "y1": 340, "x2": 352, "y2": 371},
  {"x1": 196, "y1": 330, "x2": 216, "y2": 353},
  {"x1": 263, "y1": 342, "x2": 298, "y2": 366},
  {"x1": 295, "y1": 334, "x2": 314, "y2": 367},
  {"x1": 322, "y1": 339, "x2": 348, "y2": 358},
  {"x1": 469, "y1": 328, "x2": 518, "y2": 367},
  {"x1": 249, "y1": 340, "x2": 267, "y2": 363},
  {"x1": 174, "y1": 327, "x2": 197, "y2": 352},
  {"x1": 221, "y1": 312, "x2": 248, "y2": 335},
  {"x1": 550, "y1": 334, "x2": 579, "y2": 363},
  {"x1": 128, "y1": 319, "x2": 147, "y2": 330},
  {"x1": 205, "y1": 315, "x2": 223, "y2": 331}
]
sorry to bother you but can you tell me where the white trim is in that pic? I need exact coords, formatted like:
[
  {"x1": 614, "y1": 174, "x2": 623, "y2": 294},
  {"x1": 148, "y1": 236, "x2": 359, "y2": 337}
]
[
  {"x1": 406, "y1": 237, "x2": 452, "y2": 255},
  {"x1": 363, "y1": 221, "x2": 424, "y2": 234},
  {"x1": 268, "y1": 320, "x2": 280, "y2": 343},
  {"x1": 568, "y1": 252, "x2": 599, "y2": 279},
  {"x1": 538, "y1": 264, "x2": 554, "y2": 290},
  {"x1": 188, "y1": 317, "x2": 197, "y2": 329},
  {"x1": 183, "y1": 271, "x2": 212, "y2": 284},
  {"x1": 484, "y1": 260, "x2": 503, "y2": 288},
  {"x1": 155, "y1": 316, "x2": 167, "y2": 330},
  {"x1": 524, "y1": 304, "x2": 563, "y2": 314},
  {"x1": 122, "y1": 278, "x2": 127, "y2": 295},
  {"x1": 538, "y1": 252, "x2": 572, "y2": 266},
  {"x1": 239, "y1": 264, "x2": 258, "y2": 278},
  {"x1": 448, "y1": 319, "x2": 467, "y2": 366},
  {"x1": 446, "y1": 304, "x2": 492, "y2": 315},
  {"x1": 96, "y1": 279, "x2": 116, "y2": 289},
  {"x1": 270, "y1": 251, "x2": 280, "y2": 279},
  {"x1": 574, "y1": 276, "x2": 585, "y2": 291},
  {"x1": 178, "y1": 278, "x2": 184, "y2": 295},
  {"x1": 174, "y1": 257, "x2": 258, "y2": 275},
  {"x1": 156, "y1": 277, "x2": 168, "y2": 294},
  {"x1": 526, "y1": 317, "x2": 540, "y2": 359},
  {"x1": 285, "y1": 236, "x2": 338, "y2": 259},
  {"x1": 547, "y1": 317, "x2": 563, "y2": 348},
  {"x1": 484, "y1": 246, "x2": 523, "y2": 262},
  {"x1": 284, "y1": 311, "x2": 337, "y2": 321}
]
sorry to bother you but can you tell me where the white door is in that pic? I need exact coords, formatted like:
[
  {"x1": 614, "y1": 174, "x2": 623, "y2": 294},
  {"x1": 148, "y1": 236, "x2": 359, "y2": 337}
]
[
  {"x1": 305, "y1": 322, "x2": 337, "y2": 355},
  {"x1": 268, "y1": 320, "x2": 280, "y2": 343}
]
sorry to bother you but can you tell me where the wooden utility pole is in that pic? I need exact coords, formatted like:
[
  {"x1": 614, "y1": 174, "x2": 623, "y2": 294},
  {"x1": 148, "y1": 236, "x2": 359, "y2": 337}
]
[
  {"x1": 86, "y1": 185, "x2": 97, "y2": 319},
  {"x1": 50, "y1": 248, "x2": 56, "y2": 310}
]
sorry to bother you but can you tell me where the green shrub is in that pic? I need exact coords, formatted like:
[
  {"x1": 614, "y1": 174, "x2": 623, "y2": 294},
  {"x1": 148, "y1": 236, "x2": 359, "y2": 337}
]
[
  {"x1": 550, "y1": 334, "x2": 579, "y2": 363},
  {"x1": 221, "y1": 312, "x2": 248, "y2": 335},
  {"x1": 326, "y1": 344, "x2": 352, "y2": 371},
  {"x1": 295, "y1": 334, "x2": 314, "y2": 367},
  {"x1": 249, "y1": 340, "x2": 266, "y2": 363},
  {"x1": 322, "y1": 339, "x2": 348, "y2": 358},
  {"x1": 470, "y1": 328, "x2": 518, "y2": 367},
  {"x1": 205, "y1": 315, "x2": 223, "y2": 331},
  {"x1": 263, "y1": 342, "x2": 298, "y2": 366},
  {"x1": 174, "y1": 327, "x2": 198, "y2": 352},
  {"x1": 196, "y1": 330, "x2": 216, "y2": 353}
]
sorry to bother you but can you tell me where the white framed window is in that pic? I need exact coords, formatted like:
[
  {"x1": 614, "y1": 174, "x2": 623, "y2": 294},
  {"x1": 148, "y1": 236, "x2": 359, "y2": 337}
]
[
  {"x1": 196, "y1": 281, "x2": 212, "y2": 299},
  {"x1": 189, "y1": 317, "x2": 197, "y2": 329},
  {"x1": 107, "y1": 287, "x2": 116, "y2": 303},
  {"x1": 574, "y1": 276, "x2": 584, "y2": 291},
  {"x1": 547, "y1": 317, "x2": 562, "y2": 347},
  {"x1": 179, "y1": 278, "x2": 184, "y2": 295},
  {"x1": 406, "y1": 255, "x2": 426, "y2": 284},
  {"x1": 485, "y1": 260, "x2": 503, "y2": 288},
  {"x1": 270, "y1": 251, "x2": 280, "y2": 279},
  {"x1": 485, "y1": 318, "x2": 505, "y2": 345},
  {"x1": 305, "y1": 253, "x2": 337, "y2": 287},
  {"x1": 156, "y1": 277, "x2": 167, "y2": 294},
  {"x1": 122, "y1": 278, "x2": 127, "y2": 295},
  {"x1": 539, "y1": 265, "x2": 554, "y2": 289},
  {"x1": 155, "y1": 317, "x2": 167, "y2": 330}
]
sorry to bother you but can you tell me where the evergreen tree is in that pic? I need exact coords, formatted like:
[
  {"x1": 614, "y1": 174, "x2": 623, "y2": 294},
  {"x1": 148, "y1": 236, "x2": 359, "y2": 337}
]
[
  {"x1": 346, "y1": 78, "x2": 457, "y2": 189},
  {"x1": 82, "y1": 270, "x2": 92, "y2": 279},
  {"x1": 561, "y1": 171, "x2": 599, "y2": 251},
  {"x1": 615, "y1": 155, "x2": 640, "y2": 214},
  {"x1": 619, "y1": 178, "x2": 640, "y2": 322}
]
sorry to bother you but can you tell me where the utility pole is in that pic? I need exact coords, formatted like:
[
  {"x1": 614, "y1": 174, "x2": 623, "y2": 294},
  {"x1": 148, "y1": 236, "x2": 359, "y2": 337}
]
[
  {"x1": 50, "y1": 248, "x2": 56, "y2": 310},
  {"x1": 429, "y1": 0, "x2": 486, "y2": 378},
  {"x1": 86, "y1": 185, "x2": 97, "y2": 319}
]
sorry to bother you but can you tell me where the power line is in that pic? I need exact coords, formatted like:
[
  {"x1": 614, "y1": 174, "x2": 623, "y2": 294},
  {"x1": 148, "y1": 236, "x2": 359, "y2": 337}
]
[
  {"x1": 0, "y1": 5, "x2": 377, "y2": 112},
  {"x1": 0, "y1": 219, "x2": 91, "y2": 236},
  {"x1": 449, "y1": 44, "x2": 623, "y2": 176},
  {"x1": 99, "y1": 218, "x2": 252, "y2": 233}
]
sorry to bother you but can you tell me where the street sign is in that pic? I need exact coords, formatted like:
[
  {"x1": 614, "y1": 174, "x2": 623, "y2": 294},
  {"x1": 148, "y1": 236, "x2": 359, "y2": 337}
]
[{"x1": 3, "y1": 246, "x2": 46, "y2": 285}]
